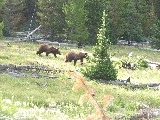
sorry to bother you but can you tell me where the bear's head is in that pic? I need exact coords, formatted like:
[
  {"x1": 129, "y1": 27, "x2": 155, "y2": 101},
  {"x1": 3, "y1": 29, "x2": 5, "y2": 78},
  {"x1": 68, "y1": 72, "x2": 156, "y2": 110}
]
[
  {"x1": 84, "y1": 53, "x2": 88, "y2": 58},
  {"x1": 47, "y1": 47, "x2": 61, "y2": 55},
  {"x1": 55, "y1": 48, "x2": 61, "y2": 55},
  {"x1": 79, "y1": 52, "x2": 88, "y2": 58}
]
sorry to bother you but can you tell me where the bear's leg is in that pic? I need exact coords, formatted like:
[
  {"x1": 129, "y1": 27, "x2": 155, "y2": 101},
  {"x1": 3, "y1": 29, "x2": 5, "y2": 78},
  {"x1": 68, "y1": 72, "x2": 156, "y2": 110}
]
[
  {"x1": 74, "y1": 60, "x2": 77, "y2": 66},
  {"x1": 54, "y1": 54, "x2": 57, "y2": 58},
  {"x1": 65, "y1": 56, "x2": 68, "y2": 62},
  {"x1": 65, "y1": 59, "x2": 72, "y2": 62},
  {"x1": 37, "y1": 51, "x2": 42, "y2": 56},
  {"x1": 65, "y1": 59, "x2": 69, "y2": 62},
  {"x1": 36, "y1": 51, "x2": 40, "y2": 55},
  {"x1": 80, "y1": 58, "x2": 83, "y2": 65},
  {"x1": 46, "y1": 52, "x2": 49, "y2": 56},
  {"x1": 69, "y1": 59, "x2": 72, "y2": 62}
]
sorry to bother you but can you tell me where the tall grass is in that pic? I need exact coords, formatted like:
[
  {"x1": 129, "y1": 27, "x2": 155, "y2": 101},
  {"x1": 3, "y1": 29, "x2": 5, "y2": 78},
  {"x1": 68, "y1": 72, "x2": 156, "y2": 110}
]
[{"x1": 0, "y1": 39, "x2": 160, "y2": 119}]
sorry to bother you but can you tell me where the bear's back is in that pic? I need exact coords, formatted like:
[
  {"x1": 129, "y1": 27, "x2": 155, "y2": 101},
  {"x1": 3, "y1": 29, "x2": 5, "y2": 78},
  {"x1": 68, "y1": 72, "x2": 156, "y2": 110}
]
[
  {"x1": 66, "y1": 52, "x2": 77, "y2": 60},
  {"x1": 39, "y1": 44, "x2": 49, "y2": 51}
]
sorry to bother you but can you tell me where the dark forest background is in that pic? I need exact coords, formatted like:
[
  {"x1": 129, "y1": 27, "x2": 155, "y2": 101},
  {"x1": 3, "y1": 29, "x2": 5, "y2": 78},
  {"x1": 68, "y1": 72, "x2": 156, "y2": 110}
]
[{"x1": 0, "y1": 0, "x2": 160, "y2": 48}]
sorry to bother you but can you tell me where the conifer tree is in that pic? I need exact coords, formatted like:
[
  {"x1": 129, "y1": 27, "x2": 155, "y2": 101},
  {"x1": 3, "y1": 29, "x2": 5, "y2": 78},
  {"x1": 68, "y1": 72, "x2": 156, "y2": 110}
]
[
  {"x1": 0, "y1": 0, "x2": 5, "y2": 9},
  {"x1": 82, "y1": 10, "x2": 117, "y2": 81},
  {"x1": 0, "y1": 22, "x2": 4, "y2": 37},
  {"x1": 2, "y1": 0, "x2": 29, "y2": 35},
  {"x1": 151, "y1": 20, "x2": 160, "y2": 49},
  {"x1": 85, "y1": 0, "x2": 106, "y2": 44},
  {"x1": 37, "y1": 0, "x2": 66, "y2": 41},
  {"x1": 0, "y1": 0, "x2": 5, "y2": 36},
  {"x1": 63, "y1": 0, "x2": 88, "y2": 43}
]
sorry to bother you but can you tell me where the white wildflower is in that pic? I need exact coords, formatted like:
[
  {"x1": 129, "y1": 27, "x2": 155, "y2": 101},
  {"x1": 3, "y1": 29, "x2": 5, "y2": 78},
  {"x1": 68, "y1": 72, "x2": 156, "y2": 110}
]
[
  {"x1": 22, "y1": 102, "x2": 27, "y2": 107},
  {"x1": 39, "y1": 107, "x2": 45, "y2": 114},
  {"x1": 87, "y1": 52, "x2": 93, "y2": 56},
  {"x1": 2, "y1": 99, "x2": 12, "y2": 104},
  {"x1": 2, "y1": 106, "x2": 9, "y2": 111},
  {"x1": 14, "y1": 101, "x2": 21, "y2": 106}
]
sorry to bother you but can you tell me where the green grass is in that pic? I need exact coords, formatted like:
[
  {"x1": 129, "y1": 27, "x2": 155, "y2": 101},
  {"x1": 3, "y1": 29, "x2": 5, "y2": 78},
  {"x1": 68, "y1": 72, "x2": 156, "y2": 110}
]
[{"x1": 0, "y1": 39, "x2": 160, "y2": 119}]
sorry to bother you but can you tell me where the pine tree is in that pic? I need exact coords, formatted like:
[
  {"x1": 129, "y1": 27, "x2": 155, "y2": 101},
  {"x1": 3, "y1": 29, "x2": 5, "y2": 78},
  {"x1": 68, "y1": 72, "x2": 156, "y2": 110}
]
[
  {"x1": 0, "y1": 22, "x2": 4, "y2": 37},
  {"x1": 0, "y1": 0, "x2": 5, "y2": 9},
  {"x1": 2, "y1": 0, "x2": 31, "y2": 34},
  {"x1": 63, "y1": 0, "x2": 88, "y2": 44},
  {"x1": 0, "y1": 0, "x2": 5, "y2": 36},
  {"x1": 37, "y1": 0, "x2": 66, "y2": 41},
  {"x1": 108, "y1": 0, "x2": 147, "y2": 42},
  {"x1": 82, "y1": 10, "x2": 117, "y2": 81},
  {"x1": 151, "y1": 20, "x2": 160, "y2": 49},
  {"x1": 85, "y1": 0, "x2": 106, "y2": 44}
]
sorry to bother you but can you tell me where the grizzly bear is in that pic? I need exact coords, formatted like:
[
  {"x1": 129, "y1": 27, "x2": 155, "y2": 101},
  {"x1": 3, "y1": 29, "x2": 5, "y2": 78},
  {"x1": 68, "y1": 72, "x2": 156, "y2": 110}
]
[
  {"x1": 65, "y1": 51, "x2": 88, "y2": 66},
  {"x1": 46, "y1": 46, "x2": 61, "y2": 57},
  {"x1": 36, "y1": 44, "x2": 61, "y2": 57}
]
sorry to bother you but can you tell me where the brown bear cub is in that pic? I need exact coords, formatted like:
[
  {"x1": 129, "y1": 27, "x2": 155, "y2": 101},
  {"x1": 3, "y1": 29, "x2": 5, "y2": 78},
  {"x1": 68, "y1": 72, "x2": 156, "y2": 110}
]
[
  {"x1": 36, "y1": 44, "x2": 49, "y2": 55},
  {"x1": 65, "y1": 51, "x2": 88, "y2": 66},
  {"x1": 36, "y1": 44, "x2": 61, "y2": 57}
]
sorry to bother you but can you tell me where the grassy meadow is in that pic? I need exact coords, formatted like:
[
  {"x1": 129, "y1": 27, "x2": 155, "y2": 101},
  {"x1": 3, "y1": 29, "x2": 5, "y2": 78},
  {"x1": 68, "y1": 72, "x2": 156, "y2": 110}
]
[{"x1": 0, "y1": 39, "x2": 160, "y2": 119}]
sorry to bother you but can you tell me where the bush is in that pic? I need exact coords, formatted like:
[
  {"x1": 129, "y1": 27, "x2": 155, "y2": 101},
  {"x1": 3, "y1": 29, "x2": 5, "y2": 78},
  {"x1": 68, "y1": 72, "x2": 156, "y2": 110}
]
[
  {"x1": 121, "y1": 56, "x2": 148, "y2": 69},
  {"x1": 137, "y1": 58, "x2": 148, "y2": 68},
  {"x1": 83, "y1": 59, "x2": 117, "y2": 80}
]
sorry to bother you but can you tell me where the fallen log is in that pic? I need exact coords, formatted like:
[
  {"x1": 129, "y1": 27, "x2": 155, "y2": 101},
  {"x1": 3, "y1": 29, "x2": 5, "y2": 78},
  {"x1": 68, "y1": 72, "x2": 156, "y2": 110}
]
[
  {"x1": 36, "y1": 40, "x2": 77, "y2": 47},
  {"x1": 100, "y1": 77, "x2": 160, "y2": 90},
  {"x1": 0, "y1": 64, "x2": 56, "y2": 74},
  {"x1": 145, "y1": 59, "x2": 160, "y2": 65},
  {"x1": 140, "y1": 47, "x2": 160, "y2": 52},
  {"x1": 26, "y1": 25, "x2": 42, "y2": 39},
  {"x1": 144, "y1": 59, "x2": 160, "y2": 69},
  {"x1": 18, "y1": 37, "x2": 45, "y2": 42},
  {"x1": 6, "y1": 71, "x2": 60, "y2": 79},
  {"x1": 113, "y1": 107, "x2": 160, "y2": 120}
]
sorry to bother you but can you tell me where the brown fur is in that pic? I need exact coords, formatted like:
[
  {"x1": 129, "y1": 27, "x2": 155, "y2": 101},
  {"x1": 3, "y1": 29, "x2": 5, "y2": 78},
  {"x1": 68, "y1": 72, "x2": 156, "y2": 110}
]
[
  {"x1": 36, "y1": 44, "x2": 61, "y2": 57},
  {"x1": 65, "y1": 51, "x2": 88, "y2": 66}
]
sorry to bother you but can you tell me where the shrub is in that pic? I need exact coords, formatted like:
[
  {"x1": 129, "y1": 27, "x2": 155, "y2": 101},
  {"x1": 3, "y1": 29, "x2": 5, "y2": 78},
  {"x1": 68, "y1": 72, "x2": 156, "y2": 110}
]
[
  {"x1": 137, "y1": 58, "x2": 148, "y2": 68},
  {"x1": 83, "y1": 59, "x2": 117, "y2": 80},
  {"x1": 121, "y1": 56, "x2": 148, "y2": 69}
]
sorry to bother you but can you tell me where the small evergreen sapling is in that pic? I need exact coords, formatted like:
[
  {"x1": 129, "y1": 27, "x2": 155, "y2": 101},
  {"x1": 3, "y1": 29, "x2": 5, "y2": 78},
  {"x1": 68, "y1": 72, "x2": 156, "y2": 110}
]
[{"x1": 82, "y1": 10, "x2": 117, "y2": 81}]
